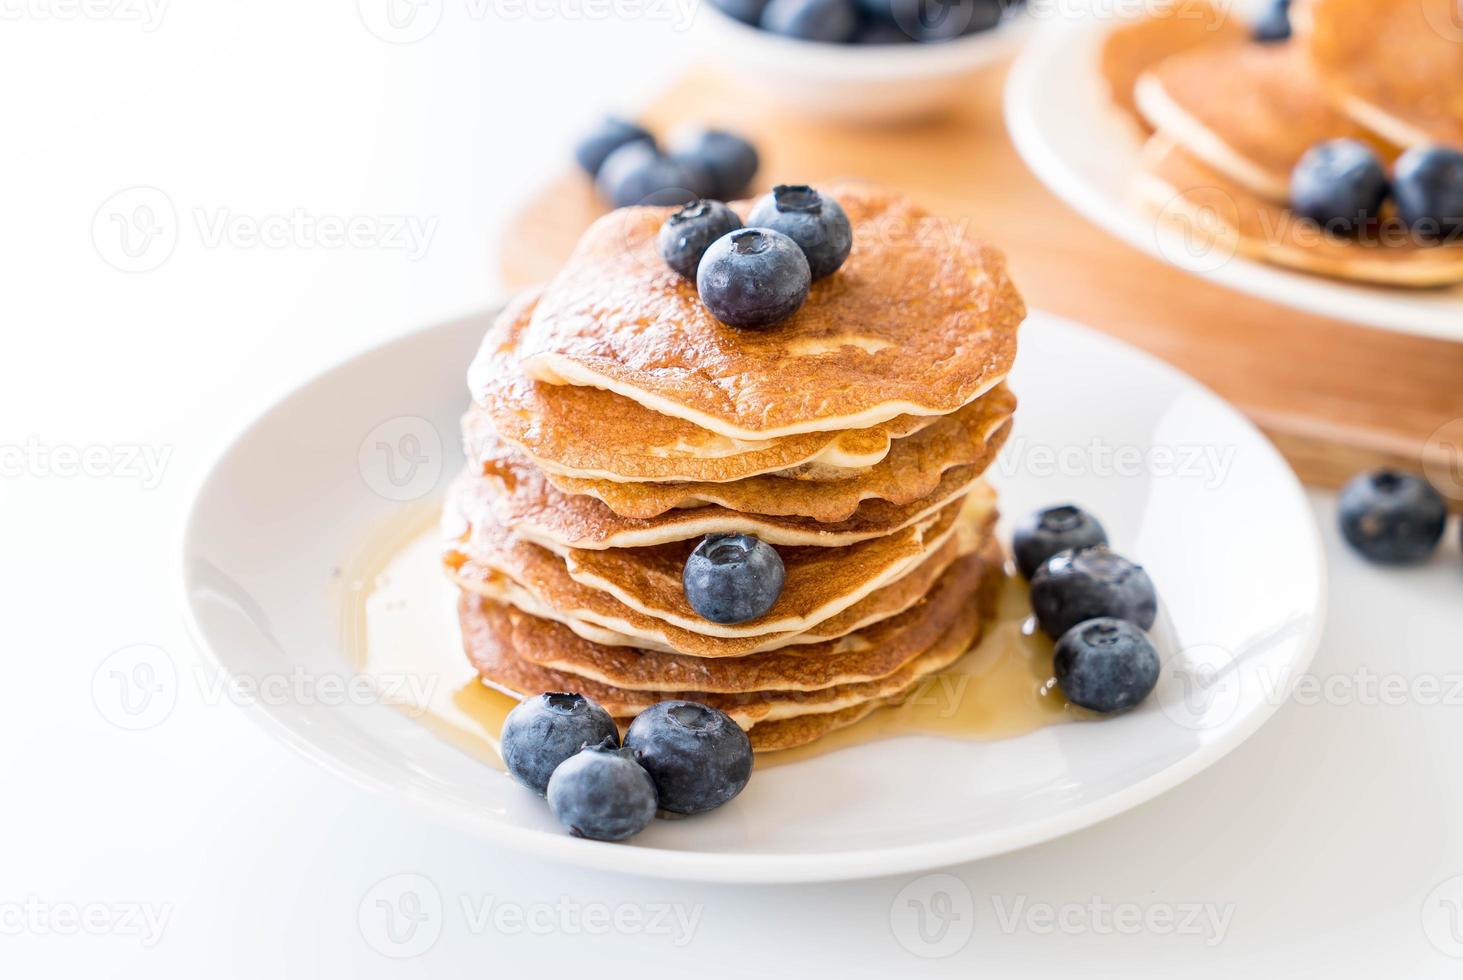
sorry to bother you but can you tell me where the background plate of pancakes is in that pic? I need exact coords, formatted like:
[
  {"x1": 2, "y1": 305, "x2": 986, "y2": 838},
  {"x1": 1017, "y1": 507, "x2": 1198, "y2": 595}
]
[
  {"x1": 181, "y1": 301, "x2": 1325, "y2": 883},
  {"x1": 1005, "y1": 0, "x2": 1463, "y2": 341}
]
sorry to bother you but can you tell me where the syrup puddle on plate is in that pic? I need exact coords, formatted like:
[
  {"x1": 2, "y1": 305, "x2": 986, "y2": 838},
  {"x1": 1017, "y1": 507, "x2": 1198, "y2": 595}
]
[{"x1": 340, "y1": 508, "x2": 1078, "y2": 772}]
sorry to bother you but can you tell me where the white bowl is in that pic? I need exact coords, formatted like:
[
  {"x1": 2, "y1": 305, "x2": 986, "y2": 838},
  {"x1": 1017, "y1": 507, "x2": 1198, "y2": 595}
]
[{"x1": 698, "y1": 5, "x2": 1032, "y2": 123}]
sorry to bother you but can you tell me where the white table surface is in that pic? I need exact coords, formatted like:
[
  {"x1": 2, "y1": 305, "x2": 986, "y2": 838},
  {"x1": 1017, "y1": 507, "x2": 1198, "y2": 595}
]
[{"x1": 5, "y1": 4, "x2": 1462, "y2": 976}]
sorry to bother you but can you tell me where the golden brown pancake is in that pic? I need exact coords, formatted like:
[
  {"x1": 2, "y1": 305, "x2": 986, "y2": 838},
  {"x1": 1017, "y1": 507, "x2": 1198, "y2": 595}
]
[
  {"x1": 1133, "y1": 136, "x2": 1463, "y2": 287},
  {"x1": 517, "y1": 183, "x2": 1024, "y2": 440},
  {"x1": 1099, "y1": 0, "x2": 1247, "y2": 133},
  {"x1": 744, "y1": 697, "x2": 893, "y2": 752},
  {"x1": 1135, "y1": 42, "x2": 1390, "y2": 202},
  {"x1": 537, "y1": 386, "x2": 1016, "y2": 522},
  {"x1": 446, "y1": 486, "x2": 997, "y2": 657},
  {"x1": 468, "y1": 291, "x2": 936, "y2": 483},
  {"x1": 466, "y1": 436, "x2": 990, "y2": 550},
  {"x1": 1302, "y1": 0, "x2": 1463, "y2": 148},
  {"x1": 514, "y1": 542, "x2": 1002, "y2": 694},
  {"x1": 456, "y1": 555, "x2": 996, "y2": 728}
]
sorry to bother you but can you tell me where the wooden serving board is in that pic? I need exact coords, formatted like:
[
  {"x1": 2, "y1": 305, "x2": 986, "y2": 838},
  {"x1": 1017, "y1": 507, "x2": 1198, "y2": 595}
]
[{"x1": 499, "y1": 61, "x2": 1463, "y2": 493}]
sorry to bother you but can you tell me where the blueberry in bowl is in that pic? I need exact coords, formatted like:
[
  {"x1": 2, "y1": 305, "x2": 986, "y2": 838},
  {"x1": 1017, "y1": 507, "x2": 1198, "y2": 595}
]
[
  {"x1": 659, "y1": 200, "x2": 743, "y2": 281},
  {"x1": 1337, "y1": 469, "x2": 1447, "y2": 565},
  {"x1": 1012, "y1": 504, "x2": 1108, "y2": 580},
  {"x1": 500, "y1": 692, "x2": 620, "y2": 795},
  {"x1": 545, "y1": 738, "x2": 659, "y2": 841},
  {"x1": 696, "y1": 228, "x2": 812, "y2": 329},
  {"x1": 1029, "y1": 545, "x2": 1158, "y2": 640},
  {"x1": 760, "y1": 0, "x2": 859, "y2": 42},
  {"x1": 746, "y1": 185, "x2": 853, "y2": 280},
  {"x1": 683, "y1": 532, "x2": 787, "y2": 623},
  {"x1": 625, "y1": 701, "x2": 754, "y2": 815},
  {"x1": 1054, "y1": 618, "x2": 1161, "y2": 714}
]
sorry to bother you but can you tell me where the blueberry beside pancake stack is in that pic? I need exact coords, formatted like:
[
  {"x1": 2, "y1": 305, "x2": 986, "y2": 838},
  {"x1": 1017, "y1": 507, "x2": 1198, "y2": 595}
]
[{"x1": 443, "y1": 182, "x2": 1025, "y2": 752}]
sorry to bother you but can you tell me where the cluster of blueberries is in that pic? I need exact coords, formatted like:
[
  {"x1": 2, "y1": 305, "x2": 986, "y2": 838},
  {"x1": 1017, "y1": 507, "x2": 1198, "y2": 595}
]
[
  {"x1": 659, "y1": 184, "x2": 852, "y2": 329},
  {"x1": 1013, "y1": 505, "x2": 1162, "y2": 714},
  {"x1": 1290, "y1": 141, "x2": 1463, "y2": 241},
  {"x1": 1338, "y1": 469, "x2": 1455, "y2": 566},
  {"x1": 576, "y1": 117, "x2": 760, "y2": 210},
  {"x1": 712, "y1": 0, "x2": 1017, "y2": 45},
  {"x1": 502, "y1": 695, "x2": 753, "y2": 842}
]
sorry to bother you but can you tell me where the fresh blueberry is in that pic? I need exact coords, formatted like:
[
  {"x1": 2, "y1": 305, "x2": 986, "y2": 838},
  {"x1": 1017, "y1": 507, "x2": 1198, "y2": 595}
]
[
  {"x1": 888, "y1": 0, "x2": 1003, "y2": 41},
  {"x1": 1029, "y1": 545, "x2": 1158, "y2": 640},
  {"x1": 1054, "y1": 618, "x2": 1161, "y2": 714},
  {"x1": 746, "y1": 185, "x2": 853, "y2": 279},
  {"x1": 545, "y1": 739, "x2": 658, "y2": 842},
  {"x1": 683, "y1": 532, "x2": 787, "y2": 623},
  {"x1": 760, "y1": 0, "x2": 859, "y2": 42},
  {"x1": 710, "y1": 0, "x2": 771, "y2": 23},
  {"x1": 1392, "y1": 145, "x2": 1463, "y2": 242},
  {"x1": 1012, "y1": 504, "x2": 1109, "y2": 580},
  {"x1": 1252, "y1": 0, "x2": 1291, "y2": 42},
  {"x1": 595, "y1": 141, "x2": 702, "y2": 209},
  {"x1": 500, "y1": 692, "x2": 619, "y2": 795},
  {"x1": 574, "y1": 116, "x2": 655, "y2": 178},
  {"x1": 668, "y1": 128, "x2": 760, "y2": 201},
  {"x1": 658, "y1": 200, "x2": 744, "y2": 280},
  {"x1": 1337, "y1": 469, "x2": 1447, "y2": 564},
  {"x1": 625, "y1": 701, "x2": 753, "y2": 815},
  {"x1": 1289, "y1": 139, "x2": 1389, "y2": 235},
  {"x1": 854, "y1": 20, "x2": 913, "y2": 43},
  {"x1": 696, "y1": 228, "x2": 811, "y2": 328}
]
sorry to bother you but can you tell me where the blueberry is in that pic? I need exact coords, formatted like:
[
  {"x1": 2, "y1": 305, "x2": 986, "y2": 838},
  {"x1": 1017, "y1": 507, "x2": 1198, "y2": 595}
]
[
  {"x1": 500, "y1": 692, "x2": 620, "y2": 795},
  {"x1": 658, "y1": 200, "x2": 743, "y2": 280},
  {"x1": 625, "y1": 701, "x2": 753, "y2": 815},
  {"x1": 1289, "y1": 139, "x2": 1389, "y2": 235},
  {"x1": 545, "y1": 739, "x2": 658, "y2": 842},
  {"x1": 1029, "y1": 545, "x2": 1158, "y2": 640},
  {"x1": 668, "y1": 128, "x2": 760, "y2": 201},
  {"x1": 1012, "y1": 504, "x2": 1109, "y2": 580},
  {"x1": 855, "y1": 20, "x2": 913, "y2": 43},
  {"x1": 746, "y1": 185, "x2": 853, "y2": 279},
  {"x1": 696, "y1": 228, "x2": 811, "y2": 328},
  {"x1": 1054, "y1": 618, "x2": 1161, "y2": 714},
  {"x1": 1338, "y1": 469, "x2": 1447, "y2": 565},
  {"x1": 888, "y1": 0, "x2": 1003, "y2": 41},
  {"x1": 710, "y1": 0, "x2": 771, "y2": 23},
  {"x1": 574, "y1": 116, "x2": 654, "y2": 178},
  {"x1": 683, "y1": 532, "x2": 787, "y2": 623},
  {"x1": 595, "y1": 142, "x2": 701, "y2": 209},
  {"x1": 760, "y1": 0, "x2": 859, "y2": 42},
  {"x1": 1252, "y1": 0, "x2": 1291, "y2": 42},
  {"x1": 1392, "y1": 145, "x2": 1463, "y2": 242}
]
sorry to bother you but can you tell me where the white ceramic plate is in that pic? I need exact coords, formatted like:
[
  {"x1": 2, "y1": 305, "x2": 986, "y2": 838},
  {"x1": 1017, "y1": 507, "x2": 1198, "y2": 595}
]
[
  {"x1": 181, "y1": 308, "x2": 1325, "y2": 883},
  {"x1": 1004, "y1": 18, "x2": 1463, "y2": 341}
]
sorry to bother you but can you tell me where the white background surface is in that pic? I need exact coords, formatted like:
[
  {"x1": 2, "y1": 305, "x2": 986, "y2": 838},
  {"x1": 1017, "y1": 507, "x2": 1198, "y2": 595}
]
[{"x1": 4, "y1": 2, "x2": 1463, "y2": 976}]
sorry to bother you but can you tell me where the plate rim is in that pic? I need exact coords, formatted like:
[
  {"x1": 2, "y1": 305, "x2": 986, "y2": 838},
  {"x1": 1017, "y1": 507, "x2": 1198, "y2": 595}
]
[
  {"x1": 1003, "y1": 18, "x2": 1463, "y2": 342},
  {"x1": 178, "y1": 308, "x2": 1328, "y2": 884}
]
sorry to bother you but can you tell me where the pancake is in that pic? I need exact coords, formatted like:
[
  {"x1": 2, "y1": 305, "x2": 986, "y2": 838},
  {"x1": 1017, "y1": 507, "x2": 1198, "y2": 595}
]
[
  {"x1": 1099, "y1": 0, "x2": 1246, "y2": 133},
  {"x1": 1134, "y1": 136, "x2": 1463, "y2": 287},
  {"x1": 468, "y1": 291, "x2": 936, "y2": 483},
  {"x1": 745, "y1": 697, "x2": 893, "y2": 752},
  {"x1": 1302, "y1": 0, "x2": 1463, "y2": 149},
  {"x1": 446, "y1": 486, "x2": 998, "y2": 657},
  {"x1": 1134, "y1": 42, "x2": 1389, "y2": 202},
  {"x1": 515, "y1": 542, "x2": 1002, "y2": 694},
  {"x1": 456, "y1": 554, "x2": 995, "y2": 728},
  {"x1": 538, "y1": 385, "x2": 1016, "y2": 522},
  {"x1": 467, "y1": 435, "x2": 990, "y2": 550},
  {"x1": 517, "y1": 182, "x2": 1024, "y2": 440}
]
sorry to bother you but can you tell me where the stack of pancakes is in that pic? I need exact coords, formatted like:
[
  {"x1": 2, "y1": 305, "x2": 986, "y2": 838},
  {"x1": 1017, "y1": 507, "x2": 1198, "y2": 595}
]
[
  {"x1": 1103, "y1": 0, "x2": 1463, "y2": 286},
  {"x1": 443, "y1": 183, "x2": 1025, "y2": 751}
]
